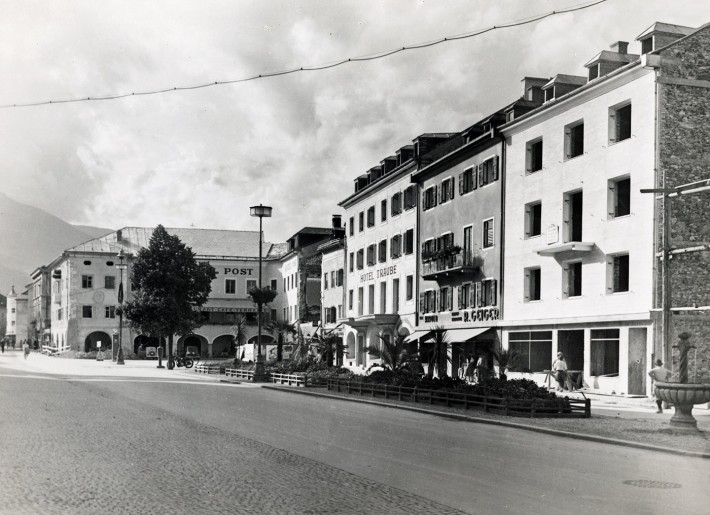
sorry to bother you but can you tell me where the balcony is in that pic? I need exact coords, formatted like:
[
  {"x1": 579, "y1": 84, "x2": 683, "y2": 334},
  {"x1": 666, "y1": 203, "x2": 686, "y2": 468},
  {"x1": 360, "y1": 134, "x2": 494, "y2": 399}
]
[{"x1": 422, "y1": 250, "x2": 482, "y2": 279}]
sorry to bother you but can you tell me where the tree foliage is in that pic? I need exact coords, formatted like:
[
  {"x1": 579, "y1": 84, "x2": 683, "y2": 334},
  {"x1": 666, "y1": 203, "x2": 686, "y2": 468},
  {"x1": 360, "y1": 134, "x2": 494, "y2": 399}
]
[
  {"x1": 423, "y1": 326, "x2": 450, "y2": 379},
  {"x1": 122, "y1": 225, "x2": 216, "y2": 368},
  {"x1": 365, "y1": 333, "x2": 413, "y2": 372}
]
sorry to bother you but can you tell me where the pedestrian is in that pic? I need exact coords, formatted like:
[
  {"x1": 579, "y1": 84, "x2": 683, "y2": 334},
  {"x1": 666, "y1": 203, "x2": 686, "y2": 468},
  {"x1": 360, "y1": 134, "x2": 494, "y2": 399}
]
[
  {"x1": 23, "y1": 341, "x2": 30, "y2": 359},
  {"x1": 464, "y1": 354, "x2": 475, "y2": 383},
  {"x1": 552, "y1": 352, "x2": 568, "y2": 391},
  {"x1": 1, "y1": 338, "x2": 5, "y2": 354},
  {"x1": 648, "y1": 359, "x2": 672, "y2": 413}
]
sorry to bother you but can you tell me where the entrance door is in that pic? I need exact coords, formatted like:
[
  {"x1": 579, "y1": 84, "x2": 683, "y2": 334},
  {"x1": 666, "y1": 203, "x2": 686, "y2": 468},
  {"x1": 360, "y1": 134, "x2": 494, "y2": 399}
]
[{"x1": 628, "y1": 328, "x2": 647, "y2": 395}]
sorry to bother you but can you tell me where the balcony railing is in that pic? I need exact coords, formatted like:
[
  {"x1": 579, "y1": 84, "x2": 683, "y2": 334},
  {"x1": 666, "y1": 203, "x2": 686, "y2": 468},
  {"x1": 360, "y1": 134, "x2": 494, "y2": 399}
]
[{"x1": 422, "y1": 250, "x2": 482, "y2": 279}]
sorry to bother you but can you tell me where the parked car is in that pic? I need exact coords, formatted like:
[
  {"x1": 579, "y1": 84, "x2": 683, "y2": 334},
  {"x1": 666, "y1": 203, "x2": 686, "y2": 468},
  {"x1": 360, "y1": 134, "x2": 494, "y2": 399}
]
[
  {"x1": 145, "y1": 346, "x2": 158, "y2": 359},
  {"x1": 185, "y1": 346, "x2": 199, "y2": 358}
]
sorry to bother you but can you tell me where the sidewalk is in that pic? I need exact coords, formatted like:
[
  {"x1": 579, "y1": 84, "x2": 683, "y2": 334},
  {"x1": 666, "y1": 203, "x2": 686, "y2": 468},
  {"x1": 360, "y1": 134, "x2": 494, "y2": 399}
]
[{"x1": 0, "y1": 349, "x2": 220, "y2": 382}]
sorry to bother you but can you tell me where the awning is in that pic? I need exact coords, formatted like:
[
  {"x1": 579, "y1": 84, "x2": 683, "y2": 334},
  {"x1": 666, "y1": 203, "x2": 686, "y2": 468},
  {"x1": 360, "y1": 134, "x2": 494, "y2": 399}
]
[
  {"x1": 404, "y1": 330, "x2": 432, "y2": 343},
  {"x1": 443, "y1": 327, "x2": 491, "y2": 342}
]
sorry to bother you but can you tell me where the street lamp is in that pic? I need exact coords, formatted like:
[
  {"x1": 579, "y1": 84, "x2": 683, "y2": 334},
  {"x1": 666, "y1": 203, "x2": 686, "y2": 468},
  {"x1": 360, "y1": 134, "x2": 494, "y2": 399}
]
[
  {"x1": 115, "y1": 249, "x2": 129, "y2": 366},
  {"x1": 250, "y1": 204, "x2": 272, "y2": 381}
]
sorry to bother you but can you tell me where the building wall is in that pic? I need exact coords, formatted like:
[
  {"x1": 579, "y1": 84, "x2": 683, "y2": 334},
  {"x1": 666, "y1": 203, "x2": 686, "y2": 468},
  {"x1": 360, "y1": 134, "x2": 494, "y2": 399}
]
[
  {"x1": 501, "y1": 66, "x2": 658, "y2": 394},
  {"x1": 657, "y1": 26, "x2": 710, "y2": 382},
  {"x1": 321, "y1": 247, "x2": 345, "y2": 327}
]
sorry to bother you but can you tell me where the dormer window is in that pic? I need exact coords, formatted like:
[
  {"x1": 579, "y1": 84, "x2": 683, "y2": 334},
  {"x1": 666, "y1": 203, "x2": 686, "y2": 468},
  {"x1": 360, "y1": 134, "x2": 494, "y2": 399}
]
[
  {"x1": 544, "y1": 87, "x2": 555, "y2": 102},
  {"x1": 588, "y1": 64, "x2": 599, "y2": 81},
  {"x1": 641, "y1": 37, "x2": 653, "y2": 54}
]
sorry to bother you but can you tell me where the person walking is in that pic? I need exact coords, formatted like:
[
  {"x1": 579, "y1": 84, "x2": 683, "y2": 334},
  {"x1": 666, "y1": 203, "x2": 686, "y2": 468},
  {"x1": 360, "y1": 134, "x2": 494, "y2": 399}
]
[
  {"x1": 23, "y1": 341, "x2": 30, "y2": 359},
  {"x1": 464, "y1": 354, "x2": 475, "y2": 383},
  {"x1": 552, "y1": 352, "x2": 568, "y2": 391},
  {"x1": 648, "y1": 359, "x2": 672, "y2": 413},
  {"x1": 1, "y1": 338, "x2": 5, "y2": 354}
]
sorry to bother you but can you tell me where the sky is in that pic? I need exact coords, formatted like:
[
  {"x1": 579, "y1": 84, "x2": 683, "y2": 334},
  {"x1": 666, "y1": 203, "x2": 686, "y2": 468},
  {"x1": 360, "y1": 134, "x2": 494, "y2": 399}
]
[{"x1": 1, "y1": 0, "x2": 709, "y2": 243}]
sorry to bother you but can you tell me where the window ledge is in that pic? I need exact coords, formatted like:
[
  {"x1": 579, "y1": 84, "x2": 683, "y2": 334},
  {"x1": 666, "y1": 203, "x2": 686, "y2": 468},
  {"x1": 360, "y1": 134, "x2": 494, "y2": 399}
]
[{"x1": 537, "y1": 242, "x2": 595, "y2": 256}]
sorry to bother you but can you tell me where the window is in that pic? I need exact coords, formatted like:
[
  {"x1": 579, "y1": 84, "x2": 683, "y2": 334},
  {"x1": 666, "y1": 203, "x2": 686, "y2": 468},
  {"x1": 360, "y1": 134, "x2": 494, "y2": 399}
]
[
  {"x1": 349, "y1": 252, "x2": 354, "y2": 272},
  {"x1": 481, "y1": 279, "x2": 497, "y2": 307},
  {"x1": 524, "y1": 267, "x2": 541, "y2": 302},
  {"x1": 330, "y1": 271, "x2": 335, "y2": 288},
  {"x1": 225, "y1": 279, "x2": 236, "y2": 294},
  {"x1": 590, "y1": 329, "x2": 620, "y2": 376},
  {"x1": 367, "y1": 245, "x2": 376, "y2": 266},
  {"x1": 367, "y1": 206, "x2": 375, "y2": 228},
  {"x1": 483, "y1": 218, "x2": 494, "y2": 248},
  {"x1": 391, "y1": 192, "x2": 402, "y2": 216},
  {"x1": 337, "y1": 269, "x2": 344, "y2": 286},
  {"x1": 380, "y1": 282, "x2": 387, "y2": 314},
  {"x1": 508, "y1": 331, "x2": 552, "y2": 372},
  {"x1": 403, "y1": 229, "x2": 414, "y2": 255},
  {"x1": 356, "y1": 249, "x2": 364, "y2": 270},
  {"x1": 368, "y1": 284, "x2": 375, "y2": 314},
  {"x1": 607, "y1": 254, "x2": 630, "y2": 293},
  {"x1": 422, "y1": 186, "x2": 438, "y2": 210},
  {"x1": 478, "y1": 156, "x2": 500, "y2": 186},
  {"x1": 406, "y1": 275, "x2": 413, "y2": 301},
  {"x1": 525, "y1": 202, "x2": 542, "y2": 238},
  {"x1": 393, "y1": 278, "x2": 400, "y2": 313},
  {"x1": 563, "y1": 190, "x2": 583, "y2": 242},
  {"x1": 403, "y1": 185, "x2": 417, "y2": 210},
  {"x1": 348, "y1": 289, "x2": 353, "y2": 310},
  {"x1": 563, "y1": 261, "x2": 582, "y2": 298},
  {"x1": 83, "y1": 260, "x2": 92, "y2": 265},
  {"x1": 82, "y1": 305, "x2": 93, "y2": 318},
  {"x1": 246, "y1": 279, "x2": 257, "y2": 293},
  {"x1": 526, "y1": 137, "x2": 543, "y2": 173},
  {"x1": 82, "y1": 275, "x2": 93, "y2": 289},
  {"x1": 609, "y1": 102, "x2": 631, "y2": 143},
  {"x1": 609, "y1": 176, "x2": 630, "y2": 218},
  {"x1": 381, "y1": 199, "x2": 387, "y2": 222},
  {"x1": 421, "y1": 290, "x2": 436, "y2": 313},
  {"x1": 57, "y1": 308, "x2": 63, "y2": 321},
  {"x1": 105, "y1": 276, "x2": 116, "y2": 289},
  {"x1": 358, "y1": 212, "x2": 364, "y2": 232},
  {"x1": 323, "y1": 273, "x2": 329, "y2": 289},
  {"x1": 459, "y1": 166, "x2": 477, "y2": 194},
  {"x1": 440, "y1": 177, "x2": 455, "y2": 203},
  {"x1": 105, "y1": 306, "x2": 116, "y2": 318},
  {"x1": 378, "y1": 239, "x2": 387, "y2": 263},
  {"x1": 390, "y1": 234, "x2": 402, "y2": 259},
  {"x1": 565, "y1": 120, "x2": 584, "y2": 159},
  {"x1": 349, "y1": 217, "x2": 354, "y2": 236},
  {"x1": 438, "y1": 287, "x2": 453, "y2": 312}
]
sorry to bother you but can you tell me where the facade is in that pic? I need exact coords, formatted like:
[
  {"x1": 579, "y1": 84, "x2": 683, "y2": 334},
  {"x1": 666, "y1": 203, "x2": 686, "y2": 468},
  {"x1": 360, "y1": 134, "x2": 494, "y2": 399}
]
[
  {"x1": 500, "y1": 22, "x2": 710, "y2": 395},
  {"x1": 5, "y1": 286, "x2": 29, "y2": 344},
  {"x1": 29, "y1": 266, "x2": 51, "y2": 346},
  {"x1": 46, "y1": 227, "x2": 288, "y2": 358},
  {"x1": 338, "y1": 134, "x2": 455, "y2": 372}
]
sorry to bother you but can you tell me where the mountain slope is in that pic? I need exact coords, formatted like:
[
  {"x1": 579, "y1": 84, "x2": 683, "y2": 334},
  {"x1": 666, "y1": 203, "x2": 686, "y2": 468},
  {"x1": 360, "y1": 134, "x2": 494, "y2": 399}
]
[{"x1": 0, "y1": 193, "x2": 113, "y2": 294}]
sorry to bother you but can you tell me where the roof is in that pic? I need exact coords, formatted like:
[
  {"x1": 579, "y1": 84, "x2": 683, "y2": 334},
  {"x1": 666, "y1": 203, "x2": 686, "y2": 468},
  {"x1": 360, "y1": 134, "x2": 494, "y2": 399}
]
[
  {"x1": 584, "y1": 50, "x2": 639, "y2": 67},
  {"x1": 543, "y1": 74, "x2": 587, "y2": 88},
  {"x1": 636, "y1": 22, "x2": 695, "y2": 40},
  {"x1": 67, "y1": 227, "x2": 283, "y2": 259}
]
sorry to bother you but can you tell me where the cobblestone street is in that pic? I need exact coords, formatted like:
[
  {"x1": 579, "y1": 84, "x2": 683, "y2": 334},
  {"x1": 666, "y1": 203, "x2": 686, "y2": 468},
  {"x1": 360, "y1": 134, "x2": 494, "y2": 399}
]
[{"x1": 0, "y1": 370, "x2": 465, "y2": 515}]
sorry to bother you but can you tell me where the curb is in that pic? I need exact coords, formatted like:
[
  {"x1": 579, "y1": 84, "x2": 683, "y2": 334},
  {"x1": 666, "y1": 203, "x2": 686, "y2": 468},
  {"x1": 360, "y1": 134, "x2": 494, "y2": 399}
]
[{"x1": 262, "y1": 385, "x2": 710, "y2": 460}]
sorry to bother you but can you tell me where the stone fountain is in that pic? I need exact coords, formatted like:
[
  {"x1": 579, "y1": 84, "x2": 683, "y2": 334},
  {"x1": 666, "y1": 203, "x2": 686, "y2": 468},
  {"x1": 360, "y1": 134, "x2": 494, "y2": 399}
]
[{"x1": 655, "y1": 332, "x2": 710, "y2": 432}]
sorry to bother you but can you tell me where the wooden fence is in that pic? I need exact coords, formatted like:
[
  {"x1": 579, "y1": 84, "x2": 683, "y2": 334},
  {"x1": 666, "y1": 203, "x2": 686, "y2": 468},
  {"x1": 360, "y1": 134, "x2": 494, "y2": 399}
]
[
  {"x1": 194, "y1": 362, "x2": 222, "y2": 375},
  {"x1": 224, "y1": 367, "x2": 254, "y2": 380},
  {"x1": 324, "y1": 378, "x2": 590, "y2": 418}
]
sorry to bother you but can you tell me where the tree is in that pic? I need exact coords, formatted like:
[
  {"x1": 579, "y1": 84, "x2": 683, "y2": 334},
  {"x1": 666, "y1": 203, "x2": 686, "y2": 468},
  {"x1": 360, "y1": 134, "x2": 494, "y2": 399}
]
[
  {"x1": 230, "y1": 314, "x2": 248, "y2": 362},
  {"x1": 314, "y1": 332, "x2": 345, "y2": 367},
  {"x1": 494, "y1": 348, "x2": 519, "y2": 382},
  {"x1": 365, "y1": 333, "x2": 412, "y2": 371},
  {"x1": 423, "y1": 326, "x2": 450, "y2": 379},
  {"x1": 122, "y1": 225, "x2": 216, "y2": 369},
  {"x1": 267, "y1": 319, "x2": 296, "y2": 362}
]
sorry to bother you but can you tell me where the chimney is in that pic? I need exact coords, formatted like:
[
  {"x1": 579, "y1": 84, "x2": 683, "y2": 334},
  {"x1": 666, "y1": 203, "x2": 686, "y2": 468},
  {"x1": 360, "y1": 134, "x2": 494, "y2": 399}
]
[
  {"x1": 331, "y1": 214, "x2": 342, "y2": 229},
  {"x1": 610, "y1": 41, "x2": 629, "y2": 54},
  {"x1": 116, "y1": 229, "x2": 123, "y2": 242}
]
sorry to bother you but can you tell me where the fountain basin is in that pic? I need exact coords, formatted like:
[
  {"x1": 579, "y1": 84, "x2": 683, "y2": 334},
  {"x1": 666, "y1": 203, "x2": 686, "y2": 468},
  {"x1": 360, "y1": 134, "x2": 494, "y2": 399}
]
[{"x1": 655, "y1": 382, "x2": 710, "y2": 432}]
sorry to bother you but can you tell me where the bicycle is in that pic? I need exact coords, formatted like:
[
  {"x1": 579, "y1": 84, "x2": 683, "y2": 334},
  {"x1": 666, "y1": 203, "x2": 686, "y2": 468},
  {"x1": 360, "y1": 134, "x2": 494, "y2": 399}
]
[{"x1": 170, "y1": 355, "x2": 194, "y2": 369}]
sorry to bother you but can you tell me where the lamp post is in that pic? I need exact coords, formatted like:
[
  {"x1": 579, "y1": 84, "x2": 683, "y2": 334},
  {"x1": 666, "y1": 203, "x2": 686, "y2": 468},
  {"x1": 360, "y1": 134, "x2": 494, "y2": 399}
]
[
  {"x1": 115, "y1": 249, "x2": 128, "y2": 365},
  {"x1": 250, "y1": 204, "x2": 272, "y2": 381}
]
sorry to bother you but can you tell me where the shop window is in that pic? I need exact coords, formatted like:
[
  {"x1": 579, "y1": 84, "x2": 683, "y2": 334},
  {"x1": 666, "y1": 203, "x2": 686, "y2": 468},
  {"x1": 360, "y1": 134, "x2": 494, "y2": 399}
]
[
  {"x1": 590, "y1": 329, "x2": 620, "y2": 376},
  {"x1": 508, "y1": 331, "x2": 552, "y2": 372},
  {"x1": 607, "y1": 254, "x2": 629, "y2": 293},
  {"x1": 525, "y1": 202, "x2": 542, "y2": 238},
  {"x1": 564, "y1": 120, "x2": 584, "y2": 159},
  {"x1": 225, "y1": 279, "x2": 236, "y2": 294},
  {"x1": 105, "y1": 276, "x2": 116, "y2": 289},
  {"x1": 608, "y1": 176, "x2": 630, "y2": 218},
  {"x1": 526, "y1": 137, "x2": 543, "y2": 173},
  {"x1": 609, "y1": 102, "x2": 631, "y2": 143},
  {"x1": 524, "y1": 267, "x2": 541, "y2": 302}
]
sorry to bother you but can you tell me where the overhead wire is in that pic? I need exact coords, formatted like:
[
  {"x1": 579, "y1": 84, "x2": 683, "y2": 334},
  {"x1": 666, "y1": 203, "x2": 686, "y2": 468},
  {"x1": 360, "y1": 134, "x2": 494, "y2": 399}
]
[{"x1": 0, "y1": 0, "x2": 607, "y2": 109}]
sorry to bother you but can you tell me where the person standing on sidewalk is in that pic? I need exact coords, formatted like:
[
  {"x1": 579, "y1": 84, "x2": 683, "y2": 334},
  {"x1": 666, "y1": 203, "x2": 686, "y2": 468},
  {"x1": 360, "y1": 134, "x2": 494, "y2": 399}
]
[
  {"x1": 552, "y1": 353, "x2": 568, "y2": 391},
  {"x1": 648, "y1": 359, "x2": 672, "y2": 413},
  {"x1": 1, "y1": 338, "x2": 5, "y2": 353},
  {"x1": 23, "y1": 341, "x2": 30, "y2": 359}
]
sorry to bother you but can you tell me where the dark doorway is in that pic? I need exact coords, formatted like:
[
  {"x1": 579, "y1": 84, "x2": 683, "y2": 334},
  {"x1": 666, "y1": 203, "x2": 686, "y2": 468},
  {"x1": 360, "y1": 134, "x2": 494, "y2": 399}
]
[{"x1": 558, "y1": 330, "x2": 584, "y2": 370}]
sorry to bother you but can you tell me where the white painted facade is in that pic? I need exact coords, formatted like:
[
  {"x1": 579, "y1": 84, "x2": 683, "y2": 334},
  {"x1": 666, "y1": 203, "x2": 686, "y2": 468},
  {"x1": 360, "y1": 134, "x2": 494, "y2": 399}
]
[{"x1": 502, "y1": 65, "x2": 657, "y2": 395}]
